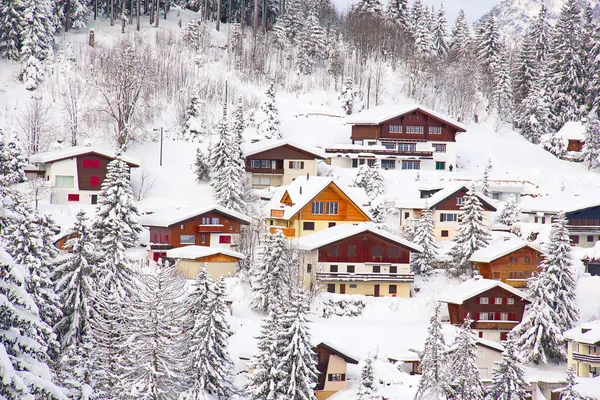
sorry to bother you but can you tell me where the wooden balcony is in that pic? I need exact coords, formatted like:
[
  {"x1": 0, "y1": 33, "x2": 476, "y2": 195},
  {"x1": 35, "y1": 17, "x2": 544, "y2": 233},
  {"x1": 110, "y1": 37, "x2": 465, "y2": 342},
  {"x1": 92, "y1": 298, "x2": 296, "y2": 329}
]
[
  {"x1": 196, "y1": 224, "x2": 226, "y2": 233},
  {"x1": 504, "y1": 279, "x2": 528, "y2": 289},
  {"x1": 150, "y1": 243, "x2": 174, "y2": 251},
  {"x1": 245, "y1": 167, "x2": 284, "y2": 175},
  {"x1": 316, "y1": 272, "x2": 414, "y2": 282},
  {"x1": 567, "y1": 225, "x2": 600, "y2": 233},
  {"x1": 270, "y1": 209, "x2": 285, "y2": 218},
  {"x1": 324, "y1": 147, "x2": 433, "y2": 158},
  {"x1": 472, "y1": 321, "x2": 519, "y2": 330},
  {"x1": 573, "y1": 352, "x2": 600, "y2": 364},
  {"x1": 269, "y1": 227, "x2": 296, "y2": 237}
]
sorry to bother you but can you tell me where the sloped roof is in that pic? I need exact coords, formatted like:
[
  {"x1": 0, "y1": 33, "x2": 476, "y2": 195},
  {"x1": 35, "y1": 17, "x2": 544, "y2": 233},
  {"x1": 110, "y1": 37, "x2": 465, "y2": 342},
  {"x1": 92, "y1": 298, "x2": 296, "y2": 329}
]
[
  {"x1": 520, "y1": 193, "x2": 600, "y2": 214},
  {"x1": 395, "y1": 183, "x2": 497, "y2": 211},
  {"x1": 166, "y1": 246, "x2": 245, "y2": 260},
  {"x1": 344, "y1": 104, "x2": 467, "y2": 131},
  {"x1": 244, "y1": 139, "x2": 326, "y2": 159},
  {"x1": 563, "y1": 320, "x2": 600, "y2": 344},
  {"x1": 437, "y1": 276, "x2": 529, "y2": 305},
  {"x1": 295, "y1": 222, "x2": 423, "y2": 253},
  {"x1": 315, "y1": 342, "x2": 359, "y2": 364},
  {"x1": 29, "y1": 146, "x2": 140, "y2": 166},
  {"x1": 140, "y1": 205, "x2": 251, "y2": 227},
  {"x1": 557, "y1": 121, "x2": 586, "y2": 141},
  {"x1": 470, "y1": 236, "x2": 544, "y2": 263}
]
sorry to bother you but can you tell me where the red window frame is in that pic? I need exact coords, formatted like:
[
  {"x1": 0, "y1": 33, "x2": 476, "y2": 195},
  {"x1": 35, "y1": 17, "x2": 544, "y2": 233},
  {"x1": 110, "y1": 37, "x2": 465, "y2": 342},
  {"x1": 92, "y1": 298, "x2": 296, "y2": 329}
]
[
  {"x1": 90, "y1": 176, "x2": 100, "y2": 186},
  {"x1": 219, "y1": 235, "x2": 231, "y2": 244},
  {"x1": 68, "y1": 194, "x2": 80, "y2": 202}
]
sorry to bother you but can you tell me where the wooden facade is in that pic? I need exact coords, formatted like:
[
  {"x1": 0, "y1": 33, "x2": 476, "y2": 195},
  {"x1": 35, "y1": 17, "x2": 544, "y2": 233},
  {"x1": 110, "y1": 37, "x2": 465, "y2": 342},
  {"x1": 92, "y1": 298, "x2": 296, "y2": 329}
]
[
  {"x1": 313, "y1": 343, "x2": 358, "y2": 400},
  {"x1": 435, "y1": 187, "x2": 496, "y2": 213},
  {"x1": 291, "y1": 184, "x2": 370, "y2": 224},
  {"x1": 244, "y1": 145, "x2": 322, "y2": 173},
  {"x1": 476, "y1": 246, "x2": 543, "y2": 288},
  {"x1": 567, "y1": 139, "x2": 584, "y2": 152},
  {"x1": 317, "y1": 231, "x2": 412, "y2": 264}
]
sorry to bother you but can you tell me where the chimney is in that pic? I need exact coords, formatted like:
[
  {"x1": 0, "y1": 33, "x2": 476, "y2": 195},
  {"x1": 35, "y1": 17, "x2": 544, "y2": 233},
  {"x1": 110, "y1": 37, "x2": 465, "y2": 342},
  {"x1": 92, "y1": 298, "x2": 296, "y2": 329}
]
[
  {"x1": 503, "y1": 236, "x2": 511, "y2": 241},
  {"x1": 300, "y1": 186, "x2": 303, "y2": 195},
  {"x1": 473, "y1": 275, "x2": 482, "y2": 281},
  {"x1": 306, "y1": 173, "x2": 309, "y2": 180}
]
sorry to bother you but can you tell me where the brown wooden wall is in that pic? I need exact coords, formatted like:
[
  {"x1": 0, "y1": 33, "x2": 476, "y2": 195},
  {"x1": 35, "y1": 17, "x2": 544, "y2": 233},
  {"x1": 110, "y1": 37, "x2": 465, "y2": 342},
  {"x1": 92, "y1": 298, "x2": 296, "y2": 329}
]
[
  {"x1": 149, "y1": 227, "x2": 170, "y2": 244},
  {"x1": 76, "y1": 154, "x2": 111, "y2": 190},
  {"x1": 567, "y1": 139, "x2": 583, "y2": 152},
  {"x1": 248, "y1": 145, "x2": 321, "y2": 160},
  {"x1": 350, "y1": 125, "x2": 380, "y2": 141},
  {"x1": 318, "y1": 231, "x2": 412, "y2": 263},
  {"x1": 244, "y1": 159, "x2": 284, "y2": 174},
  {"x1": 294, "y1": 185, "x2": 370, "y2": 222},
  {"x1": 196, "y1": 254, "x2": 241, "y2": 262},
  {"x1": 477, "y1": 247, "x2": 542, "y2": 281},
  {"x1": 435, "y1": 187, "x2": 496, "y2": 212}
]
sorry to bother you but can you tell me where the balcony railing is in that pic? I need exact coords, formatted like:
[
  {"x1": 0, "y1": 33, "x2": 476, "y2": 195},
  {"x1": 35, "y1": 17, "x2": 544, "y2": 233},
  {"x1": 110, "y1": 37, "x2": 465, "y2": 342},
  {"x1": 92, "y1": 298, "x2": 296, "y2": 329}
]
[
  {"x1": 472, "y1": 321, "x2": 519, "y2": 330},
  {"x1": 573, "y1": 352, "x2": 600, "y2": 364},
  {"x1": 504, "y1": 279, "x2": 528, "y2": 289},
  {"x1": 150, "y1": 243, "x2": 174, "y2": 251},
  {"x1": 325, "y1": 147, "x2": 433, "y2": 158},
  {"x1": 270, "y1": 209, "x2": 285, "y2": 218},
  {"x1": 245, "y1": 167, "x2": 284, "y2": 175},
  {"x1": 269, "y1": 227, "x2": 296, "y2": 237},
  {"x1": 567, "y1": 225, "x2": 600, "y2": 233},
  {"x1": 196, "y1": 224, "x2": 226, "y2": 233},
  {"x1": 316, "y1": 272, "x2": 414, "y2": 282}
]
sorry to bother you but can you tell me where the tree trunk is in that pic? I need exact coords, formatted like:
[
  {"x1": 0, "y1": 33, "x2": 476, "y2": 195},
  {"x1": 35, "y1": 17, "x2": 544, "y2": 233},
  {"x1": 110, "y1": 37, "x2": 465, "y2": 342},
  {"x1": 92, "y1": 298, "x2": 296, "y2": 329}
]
[
  {"x1": 137, "y1": 0, "x2": 141, "y2": 31},
  {"x1": 150, "y1": 0, "x2": 155, "y2": 25},
  {"x1": 66, "y1": 4, "x2": 71, "y2": 32},
  {"x1": 94, "y1": 0, "x2": 97, "y2": 20},
  {"x1": 122, "y1": 16, "x2": 126, "y2": 33},
  {"x1": 253, "y1": 0, "x2": 258, "y2": 33},
  {"x1": 155, "y1": 0, "x2": 160, "y2": 27},
  {"x1": 261, "y1": 0, "x2": 266, "y2": 30},
  {"x1": 130, "y1": 0, "x2": 134, "y2": 24},
  {"x1": 216, "y1": 0, "x2": 221, "y2": 31},
  {"x1": 227, "y1": 0, "x2": 232, "y2": 22},
  {"x1": 240, "y1": 0, "x2": 244, "y2": 28},
  {"x1": 110, "y1": 0, "x2": 115, "y2": 26}
]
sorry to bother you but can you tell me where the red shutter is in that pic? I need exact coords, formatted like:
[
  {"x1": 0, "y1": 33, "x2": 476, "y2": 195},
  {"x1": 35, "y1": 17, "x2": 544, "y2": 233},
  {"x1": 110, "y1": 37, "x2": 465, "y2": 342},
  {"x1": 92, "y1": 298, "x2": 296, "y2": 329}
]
[
  {"x1": 503, "y1": 297, "x2": 507, "y2": 305},
  {"x1": 509, "y1": 313, "x2": 517, "y2": 321},
  {"x1": 476, "y1": 297, "x2": 480, "y2": 304},
  {"x1": 92, "y1": 160, "x2": 100, "y2": 168},
  {"x1": 67, "y1": 194, "x2": 80, "y2": 202},
  {"x1": 289, "y1": 161, "x2": 293, "y2": 168},
  {"x1": 495, "y1": 312, "x2": 501, "y2": 320},
  {"x1": 90, "y1": 176, "x2": 100, "y2": 186}
]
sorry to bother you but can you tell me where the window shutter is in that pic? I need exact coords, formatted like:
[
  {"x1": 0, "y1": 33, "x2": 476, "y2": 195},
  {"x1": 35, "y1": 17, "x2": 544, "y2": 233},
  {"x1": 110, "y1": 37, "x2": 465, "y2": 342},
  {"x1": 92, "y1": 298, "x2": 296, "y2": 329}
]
[
  {"x1": 341, "y1": 374, "x2": 346, "y2": 381},
  {"x1": 495, "y1": 312, "x2": 501, "y2": 320},
  {"x1": 301, "y1": 161, "x2": 304, "y2": 169},
  {"x1": 440, "y1": 214, "x2": 444, "y2": 222},
  {"x1": 509, "y1": 312, "x2": 516, "y2": 320},
  {"x1": 503, "y1": 297, "x2": 507, "y2": 305},
  {"x1": 476, "y1": 297, "x2": 480, "y2": 304},
  {"x1": 327, "y1": 374, "x2": 332, "y2": 381},
  {"x1": 289, "y1": 161, "x2": 293, "y2": 168}
]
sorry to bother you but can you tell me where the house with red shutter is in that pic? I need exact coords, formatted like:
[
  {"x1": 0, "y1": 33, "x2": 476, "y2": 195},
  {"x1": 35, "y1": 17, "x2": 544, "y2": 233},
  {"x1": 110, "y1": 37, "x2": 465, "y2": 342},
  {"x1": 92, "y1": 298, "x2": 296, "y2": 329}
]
[
  {"x1": 438, "y1": 275, "x2": 530, "y2": 342},
  {"x1": 28, "y1": 146, "x2": 140, "y2": 205}
]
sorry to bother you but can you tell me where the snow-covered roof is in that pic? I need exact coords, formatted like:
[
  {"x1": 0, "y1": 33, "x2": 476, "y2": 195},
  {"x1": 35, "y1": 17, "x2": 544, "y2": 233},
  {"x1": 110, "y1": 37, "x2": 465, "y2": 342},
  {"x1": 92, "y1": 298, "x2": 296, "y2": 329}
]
[
  {"x1": 556, "y1": 121, "x2": 586, "y2": 141},
  {"x1": 581, "y1": 241, "x2": 600, "y2": 261},
  {"x1": 469, "y1": 236, "x2": 544, "y2": 263},
  {"x1": 295, "y1": 222, "x2": 423, "y2": 253},
  {"x1": 520, "y1": 193, "x2": 600, "y2": 214},
  {"x1": 574, "y1": 376, "x2": 600, "y2": 399},
  {"x1": 395, "y1": 182, "x2": 497, "y2": 211},
  {"x1": 140, "y1": 205, "x2": 251, "y2": 227},
  {"x1": 477, "y1": 337, "x2": 505, "y2": 352},
  {"x1": 268, "y1": 176, "x2": 372, "y2": 221},
  {"x1": 437, "y1": 276, "x2": 529, "y2": 305},
  {"x1": 344, "y1": 104, "x2": 467, "y2": 131},
  {"x1": 243, "y1": 139, "x2": 326, "y2": 159},
  {"x1": 563, "y1": 320, "x2": 600, "y2": 344},
  {"x1": 29, "y1": 146, "x2": 140, "y2": 166},
  {"x1": 166, "y1": 246, "x2": 245, "y2": 260}
]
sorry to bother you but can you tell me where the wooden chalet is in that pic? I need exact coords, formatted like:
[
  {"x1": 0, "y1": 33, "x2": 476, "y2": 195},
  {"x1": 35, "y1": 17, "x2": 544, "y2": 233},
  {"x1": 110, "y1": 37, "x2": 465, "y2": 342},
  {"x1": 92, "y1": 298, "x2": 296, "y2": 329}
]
[
  {"x1": 165, "y1": 246, "x2": 245, "y2": 279},
  {"x1": 438, "y1": 275, "x2": 530, "y2": 342},
  {"x1": 296, "y1": 223, "x2": 422, "y2": 298},
  {"x1": 470, "y1": 236, "x2": 544, "y2": 288},
  {"x1": 140, "y1": 205, "x2": 251, "y2": 261},
  {"x1": 313, "y1": 343, "x2": 359, "y2": 400}
]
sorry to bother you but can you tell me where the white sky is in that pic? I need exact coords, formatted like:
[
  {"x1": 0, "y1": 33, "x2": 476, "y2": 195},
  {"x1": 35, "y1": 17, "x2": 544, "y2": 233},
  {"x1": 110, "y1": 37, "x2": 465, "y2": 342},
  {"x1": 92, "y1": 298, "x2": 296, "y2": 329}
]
[{"x1": 334, "y1": 0, "x2": 499, "y2": 23}]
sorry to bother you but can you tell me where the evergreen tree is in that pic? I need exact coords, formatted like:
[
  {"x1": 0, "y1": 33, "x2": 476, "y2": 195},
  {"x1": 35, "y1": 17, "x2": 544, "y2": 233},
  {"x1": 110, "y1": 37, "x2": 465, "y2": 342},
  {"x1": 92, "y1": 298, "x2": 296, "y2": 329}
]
[
  {"x1": 0, "y1": 0, "x2": 24, "y2": 61},
  {"x1": 366, "y1": 161, "x2": 384, "y2": 200},
  {"x1": 231, "y1": 100, "x2": 246, "y2": 164},
  {"x1": 210, "y1": 102, "x2": 231, "y2": 184},
  {"x1": 353, "y1": 0, "x2": 384, "y2": 15},
  {"x1": 297, "y1": 8, "x2": 326, "y2": 75},
  {"x1": 339, "y1": 77, "x2": 355, "y2": 116},
  {"x1": 410, "y1": 0, "x2": 432, "y2": 55},
  {"x1": 513, "y1": 34, "x2": 538, "y2": 107},
  {"x1": 19, "y1": 0, "x2": 55, "y2": 90},
  {"x1": 258, "y1": 82, "x2": 281, "y2": 139},
  {"x1": 246, "y1": 310, "x2": 282, "y2": 400},
  {"x1": 194, "y1": 148, "x2": 211, "y2": 182},
  {"x1": 350, "y1": 163, "x2": 372, "y2": 190},
  {"x1": 493, "y1": 54, "x2": 513, "y2": 118},
  {"x1": 415, "y1": 304, "x2": 452, "y2": 400},
  {"x1": 531, "y1": 5, "x2": 552, "y2": 66},
  {"x1": 542, "y1": 132, "x2": 568, "y2": 158},
  {"x1": 560, "y1": 368, "x2": 585, "y2": 400},
  {"x1": 432, "y1": 5, "x2": 448, "y2": 57},
  {"x1": 0, "y1": 130, "x2": 27, "y2": 186},
  {"x1": 497, "y1": 194, "x2": 520, "y2": 226},
  {"x1": 357, "y1": 355, "x2": 379, "y2": 400},
  {"x1": 55, "y1": 0, "x2": 90, "y2": 31},
  {"x1": 583, "y1": 114, "x2": 600, "y2": 169},
  {"x1": 516, "y1": 70, "x2": 551, "y2": 144},
  {"x1": 184, "y1": 91, "x2": 206, "y2": 141},
  {"x1": 0, "y1": 246, "x2": 68, "y2": 400},
  {"x1": 451, "y1": 317, "x2": 484, "y2": 400},
  {"x1": 411, "y1": 208, "x2": 438, "y2": 276},
  {"x1": 449, "y1": 9, "x2": 471, "y2": 59},
  {"x1": 481, "y1": 159, "x2": 492, "y2": 197},
  {"x1": 250, "y1": 230, "x2": 289, "y2": 313},
  {"x1": 370, "y1": 196, "x2": 385, "y2": 223},
  {"x1": 386, "y1": 0, "x2": 410, "y2": 30},
  {"x1": 447, "y1": 184, "x2": 491, "y2": 277},
  {"x1": 485, "y1": 334, "x2": 529, "y2": 400}
]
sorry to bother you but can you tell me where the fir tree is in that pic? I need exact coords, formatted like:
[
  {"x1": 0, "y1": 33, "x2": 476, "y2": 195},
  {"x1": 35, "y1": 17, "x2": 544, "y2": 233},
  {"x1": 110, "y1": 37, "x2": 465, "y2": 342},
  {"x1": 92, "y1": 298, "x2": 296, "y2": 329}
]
[
  {"x1": 513, "y1": 34, "x2": 538, "y2": 107},
  {"x1": 410, "y1": 0, "x2": 432, "y2": 56},
  {"x1": 386, "y1": 0, "x2": 410, "y2": 30},
  {"x1": 411, "y1": 208, "x2": 438, "y2": 276},
  {"x1": 370, "y1": 196, "x2": 385, "y2": 223},
  {"x1": 493, "y1": 55, "x2": 513, "y2": 119},
  {"x1": 560, "y1": 368, "x2": 585, "y2": 400},
  {"x1": 0, "y1": 130, "x2": 27, "y2": 186},
  {"x1": 194, "y1": 148, "x2": 211, "y2": 182},
  {"x1": 19, "y1": 0, "x2": 55, "y2": 90},
  {"x1": 583, "y1": 114, "x2": 600, "y2": 169},
  {"x1": 297, "y1": 8, "x2": 326, "y2": 75},
  {"x1": 357, "y1": 355, "x2": 379, "y2": 400},
  {"x1": 246, "y1": 310, "x2": 282, "y2": 400},
  {"x1": 339, "y1": 77, "x2": 355, "y2": 115},
  {"x1": 415, "y1": 304, "x2": 452, "y2": 400},
  {"x1": 258, "y1": 82, "x2": 281, "y2": 140},
  {"x1": 481, "y1": 159, "x2": 492, "y2": 197},
  {"x1": 516, "y1": 70, "x2": 551, "y2": 144},
  {"x1": 353, "y1": 0, "x2": 384, "y2": 15},
  {"x1": 231, "y1": 100, "x2": 246, "y2": 165},
  {"x1": 542, "y1": 132, "x2": 568, "y2": 158},
  {"x1": 350, "y1": 163, "x2": 372, "y2": 190},
  {"x1": 184, "y1": 91, "x2": 206, "y2": 141},
  {"x1": 485, "y1": 334, "x2": 529, "y2": 400},
  {"x1": 449, "y1": 9, "x2": 471, "y2": 59},
  {"x1": 250, "y1": 230, "x2": 289, "y2": 313},
  {"x1": 366, "y1": 161, "x2": 384, "y2": 200},
  {"x1": 432, "y1": 5, "x2": 448, "y2": 57},
  {"x1": 0, "y1": 0, "x2": 24, "y2": 61},
  {"x1": 210, "y1": 102, "x2": 231, "y2": 184},
  {"x1": 451, "y1": 317, "x2": 484, "y2": 400},
  {"x1": 0, "y1": 247, "x2": 68, "y2": 400},
  {"x1": 447, "y1": 184, "x2": 491, "y2": 277},
  {"x1": 496, "y1": 194, "x2": 520, "y2": 226},
  {"x1": 531, "y1": 5, "x2": 552, "y2": 66}
]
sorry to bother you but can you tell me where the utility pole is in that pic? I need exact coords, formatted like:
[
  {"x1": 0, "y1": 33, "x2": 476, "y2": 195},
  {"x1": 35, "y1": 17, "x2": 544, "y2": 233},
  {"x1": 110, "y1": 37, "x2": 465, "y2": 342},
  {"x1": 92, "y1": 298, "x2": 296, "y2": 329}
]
[{"x1": 160, "y1": 127, "x2": 163, "y2": 166}]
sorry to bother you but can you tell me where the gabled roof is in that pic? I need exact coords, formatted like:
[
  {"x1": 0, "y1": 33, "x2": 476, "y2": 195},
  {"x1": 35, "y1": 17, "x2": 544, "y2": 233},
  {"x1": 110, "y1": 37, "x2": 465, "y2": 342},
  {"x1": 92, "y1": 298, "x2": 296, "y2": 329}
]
[
  {"x1": 557, "y1": 121, "x2": 586, "y2": 141},
  {"x1": 345, "y1": 104, "x2": 467, "y2": 131},
  {"x1": 315, "y1": 342, "x2": 359, "y2": 364},
  {"x1": 166, "y1": 246, "x2": 245, "y2": 260},
  {"x1": 268, "y1": 176, "x2": 372, "y2": 221},
  {"x1": 244, "y1": 139, "x2": 326, "y2": 159},
  {"x1": 563, "y1": 320, "x2": 600, "y2": 344},
  {"x1": 469, "y1": 236, "x2": 544, "y2": 263},
  {"x1": 395, "y1": 183, "x2": 497, "y2": 211},
  {"x1": 295, "y1": 222, "x2": 423, "y2": 253},
  {"x1": 140, "y1": 205, "x2": 252, "y2": 227},
  {"x1": 29, "y1": 146, "x2": 140, "y2": 166},
  {"x1": 437, "y1": 276, "x2": 529, "y2": 305},
  {"x1": 520, "y1": 193, "x2": 600, "y2": 215}
]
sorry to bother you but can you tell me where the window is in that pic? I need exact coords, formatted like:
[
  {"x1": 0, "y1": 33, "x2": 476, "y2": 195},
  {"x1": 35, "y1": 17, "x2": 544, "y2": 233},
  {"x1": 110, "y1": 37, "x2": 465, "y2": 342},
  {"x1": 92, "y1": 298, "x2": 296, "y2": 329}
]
[
  {"x1": 372, "y1": 247, "x2": 382, "y2": 257},
  {"x1": 252, "y1": 176, "x2": 271, "y2": 186},
  {"x1": 180, "y1": 224, "x2": 185, "y2": 230},
  {"x1": 90, "y1": 176, "x2": 100, "y2": 187},
  {"x1": 571, "y1": 235, "x2": 580, "y2": 244},
  {"x1": 212, "y1": 218, "x2": 220, "y2": 225},
  {"x1": 381, "y1": 160, "x2": 396, "y2": 169},
  {"x1": 507, "y1": 298, "x2": 515, "y2": 305},
  {"x1": 479, "y1": 312, "x2": 488, "y2": 320},
  {"x1": 401, "y1": 160, "x2": 420, "y2": 170},
  {"x1": 372, "y1": 266, "x2": 381, "y2": 273},
  {"x1": 476, "y1": 351, "x2": 484, "y2": 359},
  {"x1": 435, "y1": 162, "x2": 446, "y2": 170},
  {"x1": 509, "y1": 257, "x2": 518, "y2": 264},
  {"x1": 347, "y1": 265, "x2": 355, "y2": 273},
  {"x1": 326, "y1": 202, "x2": 339, "y2": 215},
  {"x1": 91, "y1": 194, "x2": 98, "y2": 204},
  {"x1": 67, "y1": 194, "x2": 80, "y2": 202},
  {"x1": 260, "y1": 160, "x2": 273, "y2": 168},
  {"x1": 406, "y1": 126, "x2": 424, "y2": 134},
  {"x1": 307, "y1": 264, "x2": 312, "y2": 273},
  {"x1": 542, "y1": 217, "x2": 546, "y2": 224},
  {"x1": 534, "y1": 216, "x2": 539, "y2": 223},
  {"x1": 303, "y1": 222, "x2": 315, "y2": 230},
  {"x1": 328, "y1": 246, "x2": 339, "y2": 257},
  {"x1": 389, "y1": 285, "x2": 397, "y2": 294},
  {"x1": 382, "y1": 142, "x2": 396, "y2": 150},
  {"x1": 349, "y1": 284, "x2": 358, "y2": 289},
  {"x1": 495, "y1": 297, "x2": 503, "y2": 305},
  {"x1": 493, "y1": 193, "x2": 500, "y2": 200},
  {"x1": 330, "y1": 265, "x2": 338, "y2": 273},
  {"x1": 588, "y1": 235, "x2": 595, "y2": 242},
  {"x1": 500, "y1": 312, "x2": 509, "y2": 321},
  {"x1": 201, "y1": 217, "x2": 211, "y2": 225},
  {"x1": 180, "y1": 235, "x2": 195, "y2": 244},
  {"x1": 524, "y1": 256, "x2": 531, "y2": 264},
  {"x1": 219, "y1": 236, "x2": 231, "y2": 244},
  {"x1": 328, "y1": 222, "x2": 336, "y2": 228},
  {"x1": 388, "y1": 248, "x2": 399, "y2": 258},
  {"x1": 347, "y1": 245, "x2": 357, "y2": 257},
  {"x1": 201, "y1": 235, "x2": 206, "y2": 244},
  {"x1": 389, "y1": 125, "x2": 402, "y2": 133},
  {"x1": 82, "y1": 159, "x2": 100, "y2": 168},
  {"x1": 433, "y1": 143, "x2": 446, "y2": 152},
  {"x1": 352, "y1": 159, "x2": 359, "y2": 168},
  {"x1": 327, "y1": 284, "x2": 335, "y2": 293},
  {"x1": 328, "y1": 374, "x2": 345, "y2": 382},
  {"x1": 429, "y1": 126, "x2": 442, "y2": 134},
  {"x1": 478, "y1": 331, "x2": 484, "y2": 338},
  {"x1": 398, "y1": 143, "x2": 416, "y2": 152},
  {"x1": 441, "y1": 213, "x2": 458, "y2": 222},
  {"x1": 312, "y1": 201, "x2": 324, "y2": 214},
  {"x1": 456, "y1": 197, "x2": 464, "y2": 206},
  {"x1": 56, "y1": 175, "x2": 74, "y2": 188},
  {"x1": 480, "y1": 297, "x2": 489, "y2": 304},
  {"x1": 289, "y1": 161, "x2": 304, "y2": 169},
  {"x1": 390, "y1": 266, "x2": 397, "y2": 273},
  {"x1": 441, "y1": 230, "x2": 449, "y2": 237},
  {"x1": 367, "y1": 159, "x2": 376, "y2": 167},
  {"x1": 251, "y1": 160, "x2": 261, "y2": 168}
]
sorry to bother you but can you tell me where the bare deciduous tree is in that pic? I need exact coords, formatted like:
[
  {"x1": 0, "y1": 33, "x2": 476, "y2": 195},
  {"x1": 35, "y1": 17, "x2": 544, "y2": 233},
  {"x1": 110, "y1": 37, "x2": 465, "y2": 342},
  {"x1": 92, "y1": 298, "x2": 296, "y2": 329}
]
[
  {"x1": 18, "y1": 96, "x2": 55, "y2": 155},
  {"x1": 132, "y1": 168, "x2": 156, "y2": 201},
  {"x1": 61, "y1": 76, "x2": 86, "y2": 146}
]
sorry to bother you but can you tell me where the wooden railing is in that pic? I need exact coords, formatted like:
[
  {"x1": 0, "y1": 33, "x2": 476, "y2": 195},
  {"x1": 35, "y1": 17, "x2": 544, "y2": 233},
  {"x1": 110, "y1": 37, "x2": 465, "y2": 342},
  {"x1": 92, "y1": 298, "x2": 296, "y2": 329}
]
[
  {"x1": 324, "y1": 147, "x2": 433, "y2": 158},
  {"x1": 504, "y1": 279, "x2": 528, "y2": 289},
  {"x1": 316, "y1": 272, "x2": 414, "y2": 282},
  {"x1": 196, "y1": 224, "x2": 226, "y2": 233},
  {"x1": 573, "y1": 352, "x2": 600, "y2": 363},
  {"x1": 245, "y1": 167, "x2": 284, "y2": 174},
  {"x1": 270, "y1": 209, "x2": 285, "y2": 218},
  {"x1": 472, "y1": 321, "x2": 518, "y2": 330},
  {"x1": 269, "y1": 227, "x2": 296, "y2": 237}
]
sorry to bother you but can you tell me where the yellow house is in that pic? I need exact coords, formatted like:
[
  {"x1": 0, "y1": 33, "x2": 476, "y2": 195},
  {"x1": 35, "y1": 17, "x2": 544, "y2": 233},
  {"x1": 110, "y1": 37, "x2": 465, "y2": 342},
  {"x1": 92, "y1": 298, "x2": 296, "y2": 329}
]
[
  {"x1": 166, "y1": 246, "x2": 245, "y2": 279},
  {"x1": 266, "y1": 176, "x2": 372, "y2": 239},
  {"x1": 314, "y1": 342, "x2": 359, "y2": 400},
  {"x1": 564, "y1": 320, "x2": 600, "y2": 378}
]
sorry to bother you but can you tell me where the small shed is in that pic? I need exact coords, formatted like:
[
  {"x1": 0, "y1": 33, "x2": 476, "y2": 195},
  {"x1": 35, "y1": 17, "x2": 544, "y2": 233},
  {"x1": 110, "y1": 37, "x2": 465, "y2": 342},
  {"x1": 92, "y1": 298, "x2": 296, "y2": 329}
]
[
  {"x1": 166, "y1": 246, "x2": 245, "y2": 279},
  {"x1": 556, "y1": 121, "x2": 586, "y2": 152}
]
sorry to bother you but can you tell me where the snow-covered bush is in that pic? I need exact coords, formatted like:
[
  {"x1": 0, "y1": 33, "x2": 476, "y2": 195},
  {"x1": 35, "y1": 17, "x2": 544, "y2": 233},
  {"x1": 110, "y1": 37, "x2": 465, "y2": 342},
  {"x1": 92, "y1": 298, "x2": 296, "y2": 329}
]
[
  {"x1": 541, "y1": 132, "x2": 568, "y2": 158},
  {"x1": 316, "y1": 298, "x2": 366, "y2": 318}
]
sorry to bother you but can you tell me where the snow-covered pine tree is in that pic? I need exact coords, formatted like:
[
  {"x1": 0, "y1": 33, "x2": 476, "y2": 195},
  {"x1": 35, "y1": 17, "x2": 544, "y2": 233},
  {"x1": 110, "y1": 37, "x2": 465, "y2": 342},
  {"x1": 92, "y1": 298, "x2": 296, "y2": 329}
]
[
  {"x1": 194, "y1": 148, "x2": 211, "y2": 182},
  {"x1": 370, "y1": 195, "x2": 385, "y2": 223},
  {"x1": 0, "y1": 246, "x2": 68, "y2": 400},
  {"x1": 583, "y1": 114, "x2": 600, "y2": 169},
  {"x1": 0, "y1": 0, "x2": 24, "y2": 61},
  {"x1": 415, "y1": 304, "x2": 452, "y2": 400},
  {"x1": 516, "y1": 69, "x2": 551, "y2": 144},
  {"x1": 513, "y1": 34, "x2": 538, "y2": 108},
  {"x1": 432, "y1": 4, "x2": 448, "y2": 57},
  {"x1": 350, "y1": 163, "x2": 372, "y2": 190},
  {"x1": 19, "y1": 0, "x2": 55, "y2": 90},
  {"x1": 366, "y1": 161, "x2": 384, "y2": 200},
  {"x1": 451, "y1": 317, "x2": 484, "y2": 400},
  {"x1": 184, "y1": 91, "x2": 206, "y2": 140},
  {"x1": 353, "y1": 0, "x2": 384, "y2": 15},
  {"x1": 448, "y1": 9, "x2": 471, "y2": 60},
  {"x1": 258, "y1": 82, "x2": 282, "y2": 140},
  {"x1": 281, "y1": 0, "x2": 304, "y2": 45},
  {"x1": 386, "y1": 0, "x2": 410, "y2": 31},
  {"x1": 579, "y1": 5, "x2": 596, "y2": 110},
  {"x1": 128, "y1": 261, "x2": 188, "y2": 399},
  {"x1": 213, "y1": 143, "x2": 246, "y2": 213},
  {"x1": 447, "y1": 184, "x2": 491, "y2": 277},
  {"x1": 246, "y1": 309, "x2": 282, "y2": 400},
  {"x1": 250, "y1": 230, "x2": 289, "y2": 313},
  {"x1": 297, "y1": 8, "x2": 326, "y2": 75},
  {"x1": 559, "y1": 368, "x2": 585, "y2": 400},
  {"x1": 231, "y1": 99, "x2": 246, "y2": 165},
  {"x1": 492, "y1": 54, "x2": 513, "y2": 119},
  {"x1": 410, "y1": 0, "x2": 432, "y2": 56},
  {"x1": 0, "y1": 131, "x2": 27, "y2": 186},
  {"x1": 210, "y1": 101, "x2": 231, "y2": 184},
  {"x1": 542, "y1": 131, "x2": 568, "y2": 158},
  {"x1": 357, "y1": 355, "x2": 379, "y2": 400},
  {"x1": 481, "y1": 159, "x2": 492, "y2": 197},
  {"x1": 531, "y1": 5, "x2": 552, "y2": 66},
  {"x1": 186, "y1": 276, "x2": 234, "y2": 399},
  {"x1": 484, "y1": 334, "x2": 529, "y2": 400},
  {"x1": 496, "y1": 194, "x2": 520, "y2": 226},
  {"x1": 339, "y1": 77, "x2": 355, "y2": 115},
  {"x1": 411, "y1": 208, "x2": 438, "y2": 276}
]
